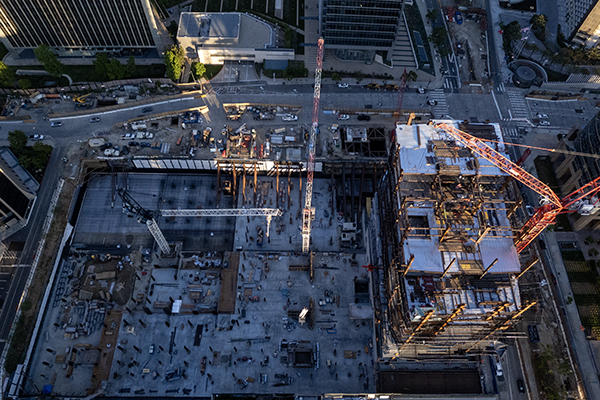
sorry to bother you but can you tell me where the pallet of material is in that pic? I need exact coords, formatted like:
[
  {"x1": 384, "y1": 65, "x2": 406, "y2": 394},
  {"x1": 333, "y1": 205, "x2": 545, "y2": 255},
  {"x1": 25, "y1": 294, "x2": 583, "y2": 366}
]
[{"x1": 344, "y1": 351, "x2": 357, "y2": 359}]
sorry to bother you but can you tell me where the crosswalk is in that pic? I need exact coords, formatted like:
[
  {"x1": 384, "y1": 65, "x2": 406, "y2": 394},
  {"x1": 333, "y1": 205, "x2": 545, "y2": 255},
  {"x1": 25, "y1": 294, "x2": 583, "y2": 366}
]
[
  {"x1": 430, "y1": 89, "x2": 449, "y2": 118},
  {"x1": 443, "y1": 77, "x2": 457, "y2": 89},
  {"x1": 501, "y1": 127, "x2": 520, "y2": 139},
  {"x1": 495, "y1": 82, "x2": 505, "y2": 92},
  {"x1": 507, "y1": 90, "x2": 530, "y2": 120}
]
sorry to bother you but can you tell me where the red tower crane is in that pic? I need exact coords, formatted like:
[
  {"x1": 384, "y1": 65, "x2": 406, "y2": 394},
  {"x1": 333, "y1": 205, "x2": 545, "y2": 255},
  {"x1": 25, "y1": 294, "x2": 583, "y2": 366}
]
[
  {"x1": 433, "y1": 122, "x2": 600, "y2": 253},
  {"x1": 302, "y1": 37, "x2": 325, "y2": 253}
]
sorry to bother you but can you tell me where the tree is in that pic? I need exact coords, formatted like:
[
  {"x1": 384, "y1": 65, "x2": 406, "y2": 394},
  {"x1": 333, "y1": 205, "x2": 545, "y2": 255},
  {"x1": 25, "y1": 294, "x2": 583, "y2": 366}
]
[
  {"x1": 331, "y1": 72, "x2": 341, "y2": 82},
  {"x1": 192, "y1": 62, "x2": 206, "y2": 79},
  {"x1": 355, "y1": 69, "x2": 364, "y2": 83},
  {"x1": 164, "y1": 45, "x2": 186, "y2": 81},
  {"x1": 125, "y1": 56, "x2": 137, "y2": 78},
  {"x1": 168, "y1": 21, "x2": 178, "y2": 37},
  {"x1": 106, "y1": 58, "x2": 126, "y2": 80},
  {"x1": 34, "y1": 44, "x2": 64, "y2": 77},
  {"x1": 426, "y1": 9, "x2": 438, "y2": 23},
  {"x1": 406, "y1": 70, "x2": 418, "y2": 82},
  {"x1": 530, "y1": 14, "x2": 548, "y2": 29},
  {"x1": 0, "y1": 61, "x2": 15, "y2": 87},
  {"x1": 8, "y1": 130, "x2": 28, "y2": 156},
  {"x1": 429, "y1": 27, "x2": 450, "y2": 56},
  {"x1": 18, "y1": 79, "x2": 31, "y2": 90},
  {"x1": 93, "y1": 53, "x2": 109, "y2": 80},
  {"x1": 530, "y1": 14, "x2": 548, "y2": 41}
]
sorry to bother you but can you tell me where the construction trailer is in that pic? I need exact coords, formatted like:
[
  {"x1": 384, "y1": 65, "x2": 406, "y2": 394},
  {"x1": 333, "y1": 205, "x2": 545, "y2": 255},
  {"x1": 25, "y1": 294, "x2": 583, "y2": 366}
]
[{"x1": 373, "y1": 121, "x2": 532, "y2": 360}]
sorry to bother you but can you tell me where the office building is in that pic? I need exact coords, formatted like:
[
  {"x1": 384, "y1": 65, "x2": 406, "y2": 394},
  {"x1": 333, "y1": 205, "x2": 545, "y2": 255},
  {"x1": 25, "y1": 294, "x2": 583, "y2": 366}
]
[
  {"x1": 0, "y1": 0, "x2": 161, "y2": 58},
  {"x1": 562, "y1": 0, "x2": 600, "y2": 47},
  {"x1": 553, "y1": 112, "x2": 600, "y2": 230},
  {"x1": 0, "y1": 148, "x2": 38, "y2": 241},
  {"x1": 321, "y1": 0, "x2": 414, "y2": 65}
]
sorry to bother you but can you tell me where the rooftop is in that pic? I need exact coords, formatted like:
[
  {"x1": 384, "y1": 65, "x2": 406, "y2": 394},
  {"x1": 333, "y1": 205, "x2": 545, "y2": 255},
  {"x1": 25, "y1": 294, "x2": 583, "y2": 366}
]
[{"x1": 177, "y1": 12, "x2": 273, "y2": 49}]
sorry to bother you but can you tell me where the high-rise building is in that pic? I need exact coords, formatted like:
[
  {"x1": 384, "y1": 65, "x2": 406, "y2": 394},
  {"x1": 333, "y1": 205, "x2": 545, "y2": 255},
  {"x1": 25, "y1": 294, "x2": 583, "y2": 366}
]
[
  {"x1": 321, "y1": 0, "x2": 413, "y2": 64},
  {"x1": 0, "y1": 0, "x2": 161, "y2": 58},
  {"x1": 0, "y1": 148, "x2": 38, "y2": 241},
  {"x1": 553, "y1": 113, "x2": 600, "y2": 230},
  {"x1": 561, "y1": 0, "x2": 600, "y2": 47}
]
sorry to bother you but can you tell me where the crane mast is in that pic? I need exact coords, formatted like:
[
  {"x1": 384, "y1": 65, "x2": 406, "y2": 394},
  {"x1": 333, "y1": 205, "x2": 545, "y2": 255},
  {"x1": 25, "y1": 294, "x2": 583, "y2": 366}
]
[
  {"x1": 302, "y1": 37, "x2": 324, "y2": 253},
  {"x1": 432, "y1": 123, "x2": 600, "y2": 253}
]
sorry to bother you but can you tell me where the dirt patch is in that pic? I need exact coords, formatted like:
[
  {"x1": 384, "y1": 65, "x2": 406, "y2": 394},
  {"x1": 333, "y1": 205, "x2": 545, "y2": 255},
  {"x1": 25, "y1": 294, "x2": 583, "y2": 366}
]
[{"x1": 445, "y1": 7, "x2": 489, "y2": 83}]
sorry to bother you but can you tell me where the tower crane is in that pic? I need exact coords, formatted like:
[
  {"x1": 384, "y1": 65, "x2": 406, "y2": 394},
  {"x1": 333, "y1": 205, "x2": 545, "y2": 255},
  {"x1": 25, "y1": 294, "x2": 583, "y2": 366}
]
[
  {"x1": 432, "y1": 122, "x2": 600, "y2": 253},
  {"x1": 301, "y1": 37, "x2": 324, "y2": 253},
  {"x1": 117, "y1": 189, "x2": 282, "y2": 254}
]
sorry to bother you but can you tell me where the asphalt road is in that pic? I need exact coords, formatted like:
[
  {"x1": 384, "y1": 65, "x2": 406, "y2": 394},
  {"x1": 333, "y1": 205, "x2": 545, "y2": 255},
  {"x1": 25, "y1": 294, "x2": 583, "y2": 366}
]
[{"x1": 0, "y1": 146, "x2": 65, "y2": 357}]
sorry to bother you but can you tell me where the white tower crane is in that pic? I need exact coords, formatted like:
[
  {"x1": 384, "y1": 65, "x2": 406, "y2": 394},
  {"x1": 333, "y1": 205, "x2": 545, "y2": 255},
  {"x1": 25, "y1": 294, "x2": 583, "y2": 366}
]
[
  {"x1": 301, "y1": 37, "x2": 324, "y2": 254},
  {"x1": 118, "y1": 189, "x2": 282, "y2": 254}
]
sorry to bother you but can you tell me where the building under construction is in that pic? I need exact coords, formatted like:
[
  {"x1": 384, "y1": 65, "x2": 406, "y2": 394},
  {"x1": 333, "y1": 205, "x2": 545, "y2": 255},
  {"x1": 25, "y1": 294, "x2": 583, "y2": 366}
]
[{"x1": 371, "y1": 120, "x2": 530, "y2": 360}]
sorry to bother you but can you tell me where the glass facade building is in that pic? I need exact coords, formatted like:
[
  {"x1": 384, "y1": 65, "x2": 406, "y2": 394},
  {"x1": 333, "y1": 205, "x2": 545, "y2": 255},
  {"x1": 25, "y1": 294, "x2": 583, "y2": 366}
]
[
  {"x1": 0, "y1": 0, "x2": 160, "y2": 57},
  {"x1": 322, "y1": 0, "x2": 404, "y2": 62}
]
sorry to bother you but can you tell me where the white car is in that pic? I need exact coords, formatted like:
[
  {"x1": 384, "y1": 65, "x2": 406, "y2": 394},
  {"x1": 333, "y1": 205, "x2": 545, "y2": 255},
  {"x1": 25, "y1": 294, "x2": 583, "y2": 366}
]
[
  {"x1": 539, "y1": 120, "x2": 551, "y2": 126},
  {"x1": 337, "y1": 114, "x2": 350, "y2": 120},
  {"x1": 282, "y1": 114, "x2": 298, "y2": 121},
  {"x1": 537, "y1": 113, "x2": 548, "y2": 119},
  {"x1": 51, "y1": 121, "x2": 62, "y2": 127},
  {"x1": 90, "y1": 117, "x2": 101, "y2": 123},
  {"x1": 338, "y1": 83, "x2": 349, "y2": 88},
  {"x1": 29, "y1": 134, "x2": 45, "y2": 141}
]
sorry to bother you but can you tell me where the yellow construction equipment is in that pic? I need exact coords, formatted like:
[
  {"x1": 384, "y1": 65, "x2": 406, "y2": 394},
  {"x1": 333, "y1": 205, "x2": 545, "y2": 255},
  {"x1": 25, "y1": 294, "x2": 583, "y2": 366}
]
[{"x1": 73, "y1": 93, "x2": 92, "y2": 104}]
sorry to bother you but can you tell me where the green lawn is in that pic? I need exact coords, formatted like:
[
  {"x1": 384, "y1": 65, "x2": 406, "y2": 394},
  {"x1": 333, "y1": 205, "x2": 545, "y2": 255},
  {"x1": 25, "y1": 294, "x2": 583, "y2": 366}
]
[
  {"x1": 207, "y1": 0, "x2": 222, "y2": 12},
  {"x1": 282, "y1": 0, "x2": 297, "y2": 25},
  {"x1": 238, "y1": 0, "x2": 251, "y2": 9},
  {"x1": 404, "y1": 3, "x2": 434, "y2": 73},
  {"x1": 252, "y1": 0, "x2": 267, "y2": 13},
  {"x1": 193, "y1": 0, "x2": 207, "y2": 11},
  {"x1": 59, "y1": 64, "x2": 166, "y2": 83},
  {"x1": 205, "y1": 64, "x2": 224, "y2": 80},
  {"x1": 222, "y1": 0, "x2": 237, "y2": 12},
  {"x1": 0, "y1": 42, "x2": 8, "y2": 61},
  {"x1": 298, "y1": 0, "x2": 305, "y2": 30}
]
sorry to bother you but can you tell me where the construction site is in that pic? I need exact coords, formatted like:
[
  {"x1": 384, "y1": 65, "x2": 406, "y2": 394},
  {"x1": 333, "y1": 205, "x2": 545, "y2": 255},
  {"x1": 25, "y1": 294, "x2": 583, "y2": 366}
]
[
  {"x1": 13, "y1": 37, "x2": 600, "y2": 400},
  {"x1": 374, "y1": 121, "x2": 527, "y2": 362}
]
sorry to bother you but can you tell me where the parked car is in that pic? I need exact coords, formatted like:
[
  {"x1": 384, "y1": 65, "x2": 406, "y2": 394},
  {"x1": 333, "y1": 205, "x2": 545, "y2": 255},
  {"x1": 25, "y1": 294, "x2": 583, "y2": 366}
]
[
  {"x1": 455, "y1": 11, "x2": 463, "y2": 24},
  {"x1": 51, "y1": 121, "x2": 63, "y2": 127},
  {"x1": 337, "y1": 114, "x2": 350, "y2": 120},
  {"x1": 29, "y1": 134, "x2": 45, "y2": 141},
  {"x1": 550, "y1": 273, "x2": 557, "y2": 285},
  {"x1": 128, "y1": 141, "x2": 140, "y2": 147},
  {"x1": 140, "y1": 142, "x2": 151, "y2": 148},
  {"x1": 357, "y1": 114, "x2": 371, "y2": 121},
  {"x1": 282, "y1": 114, "x2": 298, "y2": 121},
  {"x1": 536, "y1": 113, "x2": 548, "y2": 119},
  {"x1": 338, "y1": 83, "x2": 349, "y2": 88},
  {"x1": 142, "y1": 107, "x2": 153, "y2": 113},
  {"x1": 527, "y1": 324, "x2": 540, "y2": 343},
  {"x1": 539, "y1": 120, "x2": 551, "y2": 126},
  {"x1": 121, "y1": 146, "x2": 129, "y2": 155},
  {"x1": 90, "y1": 117, "x2": 101, "y2": 123}
]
